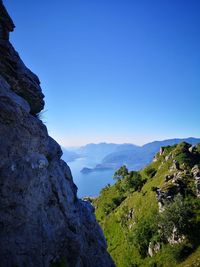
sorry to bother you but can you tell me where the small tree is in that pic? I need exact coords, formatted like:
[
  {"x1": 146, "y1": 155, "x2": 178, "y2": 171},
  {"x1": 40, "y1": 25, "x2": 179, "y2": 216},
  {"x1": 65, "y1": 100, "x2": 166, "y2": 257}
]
[
  {"x1": 144, "y1": 167, "x2": 157, "y2": 178},
  {"x1": 159, "y1": 195, "x2": 196, "y2": 240},
  {"x1": 113, "y1": 165, "x2": 128, "y2": 181},
  {"x1": 122, "y1": 171, "x2": 144, "y2": 191}
]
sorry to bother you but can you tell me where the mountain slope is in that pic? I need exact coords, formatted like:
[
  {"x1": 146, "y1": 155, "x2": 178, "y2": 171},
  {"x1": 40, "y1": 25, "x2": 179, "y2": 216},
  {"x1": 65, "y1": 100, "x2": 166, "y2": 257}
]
[{"x1": 94, "y1": 142, "x2": 200, "y2": 267}]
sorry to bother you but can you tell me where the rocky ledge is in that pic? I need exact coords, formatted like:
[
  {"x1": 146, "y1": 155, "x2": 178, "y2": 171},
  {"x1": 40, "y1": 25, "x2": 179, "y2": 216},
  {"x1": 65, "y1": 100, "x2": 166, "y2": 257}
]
[{"x1": 0, "y1": 2, "x2": 115, "y2": 267}]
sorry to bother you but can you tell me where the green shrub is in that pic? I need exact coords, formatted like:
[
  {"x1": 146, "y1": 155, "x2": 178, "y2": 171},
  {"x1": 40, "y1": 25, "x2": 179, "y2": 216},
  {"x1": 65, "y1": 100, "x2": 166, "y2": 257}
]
[
  {"x1": 102, "y1": 194, "x2": 126, "y2": 214},
  {"x1": 114, "y1": 169, "x2": 146, "y2": 193},
  {"x1": 132, "y1": 213, "x2": 159, "y2": 257},
  {"x1": 174, "y1": 142, "x2": 200, "y2": 168},
  {"x1": 144, "y1": 167, "x2": 157, "y2": 178},
  {"x1": 159, "y1": 195, "x2": 200, "y2": 243},
  {"x1": 112, "y1": 195, "x2": 126, "y2": 207},
  {"x1": 113, "y1": 165, "x2": 129, "y2": 180}
]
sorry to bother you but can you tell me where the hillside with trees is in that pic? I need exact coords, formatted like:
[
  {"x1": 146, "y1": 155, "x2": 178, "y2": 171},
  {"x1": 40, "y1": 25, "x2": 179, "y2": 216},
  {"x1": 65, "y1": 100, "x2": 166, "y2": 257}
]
[{"x1": 93, "y1": 142, "x2": 200, "y2": 266}]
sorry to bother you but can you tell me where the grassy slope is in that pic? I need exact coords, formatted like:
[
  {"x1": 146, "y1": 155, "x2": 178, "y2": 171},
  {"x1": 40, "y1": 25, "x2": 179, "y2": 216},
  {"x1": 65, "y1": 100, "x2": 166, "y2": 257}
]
[
  {"x1": 177, "y1": 247, "x2": 200, "y2": 267},
  {"x1": 94, "y1": 143, "x2": 200, "y2": 267}
]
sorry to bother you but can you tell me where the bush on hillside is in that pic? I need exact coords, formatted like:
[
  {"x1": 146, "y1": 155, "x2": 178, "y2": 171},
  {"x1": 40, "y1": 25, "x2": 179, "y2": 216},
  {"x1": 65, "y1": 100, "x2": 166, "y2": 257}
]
[
  {"x1": 159, "y1": 196, "x2": 192, "y2": 240},
  {"x1": 144, "y1": 166, "x2": 157, "y2": 178},
  {"x1": 114, "y1": 167, "x2": 146, "y2": 192},
  {"x1": 132, "y1": 213, "x2": 159, "y2": 258},
  {"x1": 113, "y1": 165, "x2": 128, "y2": 180},
  {"x1": 122, "y1": 171, "x2": 145, "y2": 191},
  {"x1": 102, "y1": 194, "x2": 126, "y2": 215}
]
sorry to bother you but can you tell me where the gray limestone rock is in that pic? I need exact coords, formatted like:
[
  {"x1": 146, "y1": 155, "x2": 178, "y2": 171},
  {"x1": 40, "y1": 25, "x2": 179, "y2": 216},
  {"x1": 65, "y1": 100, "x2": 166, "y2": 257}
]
[
  {"x1": 170, "y1": 160, "x2": 180, "y2": 171},
  {"x1": 148, "y1": 242, "x2": 161, "y2": 257},
  {"x1": 0, "y1": 2, "x2": 115, "y2": 267},
  {"x1": 191, "y1": 165, "x2": 200, "y2": 197}
]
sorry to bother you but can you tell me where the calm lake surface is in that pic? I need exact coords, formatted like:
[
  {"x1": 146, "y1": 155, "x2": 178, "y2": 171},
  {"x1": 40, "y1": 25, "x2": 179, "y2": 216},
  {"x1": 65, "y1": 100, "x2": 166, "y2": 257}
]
[{"x1": 67, "y1": 157, "x2": 115, "y2": 198}]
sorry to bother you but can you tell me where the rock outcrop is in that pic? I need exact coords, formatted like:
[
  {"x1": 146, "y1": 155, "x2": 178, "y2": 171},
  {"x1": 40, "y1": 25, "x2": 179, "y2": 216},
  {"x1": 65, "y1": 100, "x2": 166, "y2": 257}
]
[
  {"x1": 0, "y1": 0, "x2": 44, "y2": 115},
  {"x1": 191, "y1": 164, "x2": 200, "y2": 197},
  {"x1": 155, "y1": 143, "x2": 200, "y2": 212},
  {"x1": 93, "y1": 141, "x2": 200, "y2": 266},
  {"x1": 0, "y1": 2, "x2": 115, "y2": 267}
]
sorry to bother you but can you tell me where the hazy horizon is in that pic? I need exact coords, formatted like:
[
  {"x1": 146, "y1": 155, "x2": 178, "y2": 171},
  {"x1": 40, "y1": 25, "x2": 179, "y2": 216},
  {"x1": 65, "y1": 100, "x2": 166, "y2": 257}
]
[{"x1": 61, "y1": 136, "x2": 200, "y2": 149}]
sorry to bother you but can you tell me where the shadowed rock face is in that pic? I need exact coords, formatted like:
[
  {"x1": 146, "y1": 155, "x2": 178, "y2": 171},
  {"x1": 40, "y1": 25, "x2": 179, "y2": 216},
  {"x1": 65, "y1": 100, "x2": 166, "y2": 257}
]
[
  {"x1": 0, "y1": 2, "x2": 115, "y2": 267},
  {"x1": 0, "y1": 0, "x2": 44, "y2": 115},
  {"x1": 0, "y1": 2, "x2": 14, "y2": 41}
]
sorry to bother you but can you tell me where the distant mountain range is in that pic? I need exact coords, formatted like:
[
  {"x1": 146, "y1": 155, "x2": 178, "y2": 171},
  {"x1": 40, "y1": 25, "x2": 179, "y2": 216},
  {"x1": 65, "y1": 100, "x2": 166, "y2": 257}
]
[
  {"x1": 62, "y1": 138, "x2": 200, "y2": 173},
  {"x1": 61, "y1": 148, "x2": 80, "y2": 162},
  {"x1": 63, "y1": 143, "x2": 139, "y2": 163}
]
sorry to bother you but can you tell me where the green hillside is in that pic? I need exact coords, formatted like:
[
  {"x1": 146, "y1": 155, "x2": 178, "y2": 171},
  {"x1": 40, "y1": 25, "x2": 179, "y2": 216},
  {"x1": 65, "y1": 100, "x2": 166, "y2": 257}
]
[{"x1": 93, "y1": 142, "x2": 200, "y2": 267}]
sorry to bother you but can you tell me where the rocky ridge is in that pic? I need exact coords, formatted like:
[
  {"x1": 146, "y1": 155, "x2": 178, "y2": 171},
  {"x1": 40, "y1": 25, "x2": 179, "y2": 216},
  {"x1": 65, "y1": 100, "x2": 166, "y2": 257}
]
[
  {"x1": 0, "y1": 2, "x2": 114, "y2": 267},
  {"x1": 94, "y1": 142, "x2": 200, "y2": 267},
  {"x1": 155, "y1": 143, "x2": 200, "y2": 212}
]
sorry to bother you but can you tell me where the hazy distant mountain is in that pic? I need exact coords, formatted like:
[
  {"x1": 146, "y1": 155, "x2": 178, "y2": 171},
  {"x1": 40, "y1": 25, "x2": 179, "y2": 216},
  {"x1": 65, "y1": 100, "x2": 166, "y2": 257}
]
[
  {"x1": 141, "y1": 137, "x2": 200, "y2": 156},
  {"x1": 76, "y1": 143, "x2": 117, "y2": 161},
  {"x1": 101, "y1": 149, "x2": 145, "y2": 170},
  {"x1": 74, "y1": 142, "x2": 139, "y2": 162},
  {"x1": 111, "y1": 144, "x2": 140, "y2": 152},
  {"x1": 61, "y1": 148, "x2": 80, "y2": 162},
  {"x1": 62, "y1": 138, "x2": 200, "y2": 172},
  {"x1": 80, "y1": 138, "x2": 200, "y2": 172},
  {"x1": 100, "y1": 137, "x2": 200, "y2": 170}
]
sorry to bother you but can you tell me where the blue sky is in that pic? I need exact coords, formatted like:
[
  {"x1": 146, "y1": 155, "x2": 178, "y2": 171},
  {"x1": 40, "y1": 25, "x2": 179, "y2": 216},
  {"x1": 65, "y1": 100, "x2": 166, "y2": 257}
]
[{"x1": 4, "y1": 0, "x2": 200, "y2": 146}]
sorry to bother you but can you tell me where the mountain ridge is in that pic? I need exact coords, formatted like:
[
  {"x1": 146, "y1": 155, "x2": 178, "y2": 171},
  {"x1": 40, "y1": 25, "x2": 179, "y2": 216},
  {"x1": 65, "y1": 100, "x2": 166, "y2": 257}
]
[
  {"x1": 65, "y1": 138, "x2": 200, "y2": 173},
  {"x1": 93, "y1": 141, "x2": 200, "y2": 266}
]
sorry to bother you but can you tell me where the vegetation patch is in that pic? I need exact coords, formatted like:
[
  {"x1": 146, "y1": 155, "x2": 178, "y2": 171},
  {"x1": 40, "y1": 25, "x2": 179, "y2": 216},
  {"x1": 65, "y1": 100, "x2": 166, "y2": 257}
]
[{"x1": 94, "y1": 142, "x2": 200, "y2": 267}]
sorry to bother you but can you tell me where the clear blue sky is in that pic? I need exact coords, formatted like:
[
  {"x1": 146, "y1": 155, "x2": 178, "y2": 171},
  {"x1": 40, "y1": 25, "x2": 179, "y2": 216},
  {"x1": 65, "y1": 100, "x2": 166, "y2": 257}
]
[{"x1": 4, "y1": 0, "x2": 200, "y2": 146}]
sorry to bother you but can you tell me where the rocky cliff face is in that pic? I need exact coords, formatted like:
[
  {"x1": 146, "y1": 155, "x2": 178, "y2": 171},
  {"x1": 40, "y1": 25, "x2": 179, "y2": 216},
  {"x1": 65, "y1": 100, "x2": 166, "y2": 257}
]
[{"x1": 0, "y1": 2, "x2": 115, "y2": 267}]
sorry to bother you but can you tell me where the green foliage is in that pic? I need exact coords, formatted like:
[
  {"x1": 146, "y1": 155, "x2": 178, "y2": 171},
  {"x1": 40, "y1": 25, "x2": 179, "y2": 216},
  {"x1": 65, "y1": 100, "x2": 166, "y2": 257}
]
[
  {"x1": 102, "y1": 194, "x2": 127, "y2": 215},
  {"x1": 121, "y1": 171, "x2": 145, "y2": 192},
  {"x1": 94, "y1": 142, "x2": 200, "y2": 267},
  {"x1": 174, "y1": 142, "x2": 200, "y2": 168},
  {"x1": 149, "y1": 242, "x2": 193, "y2": 267},
  {"x1": 100, "y1": 183, "x2": 111, "y2": 194},
  {"x1": 196, "y1": 144, "x2": 200, "y2": 153},
  {"x1": 151, "y1": 186, "x2": 158, "y2": 192},
  {"x1": 177, "y1": 246, "x2": 200, "y2": 267},
  {"x1": 131, "y1": 213, "x2": 159, "y2": 257},
  {"x1": 156, "y1": 195, "x2": 200, "y2": 252},
  {"x1": 112, "y1": 195, "x2": 126, "y2": 207},
  {"x1": 144, "y1": 166, "x2": 157, "y2": 178},
  {"x1": 113, "y1": 165, "x2": 128, "y2": 180},
  {"x1": 159, "y1": 195, "x2": 193, "y2": 240},
  {"x1": 114, "y1": 167, "x2": 146, "y2": 193}
]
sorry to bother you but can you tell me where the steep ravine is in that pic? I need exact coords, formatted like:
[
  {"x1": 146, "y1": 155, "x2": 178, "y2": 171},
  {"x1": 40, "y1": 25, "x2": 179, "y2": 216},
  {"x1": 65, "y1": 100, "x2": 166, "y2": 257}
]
[{"x1": 0, "y1": 2, "x2": 115, "y2": 267}]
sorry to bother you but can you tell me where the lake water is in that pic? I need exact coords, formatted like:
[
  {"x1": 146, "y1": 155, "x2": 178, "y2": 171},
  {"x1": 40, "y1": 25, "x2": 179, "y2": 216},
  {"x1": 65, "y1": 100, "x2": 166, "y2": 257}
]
[{"x1": 67, "y1": 157, "x2": 115, "y2": 198}]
